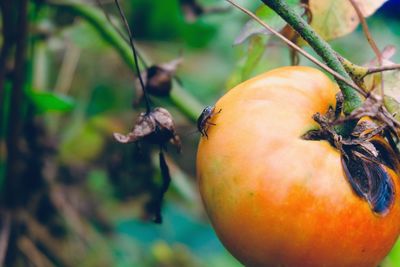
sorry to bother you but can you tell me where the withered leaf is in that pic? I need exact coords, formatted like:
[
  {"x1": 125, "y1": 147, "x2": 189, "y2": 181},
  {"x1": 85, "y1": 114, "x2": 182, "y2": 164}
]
[
  {"x1": 113, "y1": 107, "x2": 181, "y2": 150},
  {"x1": 351, "y1": 119, "x2": 379, "y2": 137}
]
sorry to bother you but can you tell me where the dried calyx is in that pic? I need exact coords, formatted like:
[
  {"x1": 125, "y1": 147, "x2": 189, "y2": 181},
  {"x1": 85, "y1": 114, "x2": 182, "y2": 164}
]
[{"x1": 303, "y1": 100, "x2": 399, "y2": 215}]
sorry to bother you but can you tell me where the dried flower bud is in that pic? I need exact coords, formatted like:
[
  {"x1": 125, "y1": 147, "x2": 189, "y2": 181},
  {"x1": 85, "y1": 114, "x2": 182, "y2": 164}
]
[
  {"x1": 135, "y1": 58, "x2": 183, "y2": 104},
  {"x1": 146, "y1": 66, "x2": 172, "y2": 97}
]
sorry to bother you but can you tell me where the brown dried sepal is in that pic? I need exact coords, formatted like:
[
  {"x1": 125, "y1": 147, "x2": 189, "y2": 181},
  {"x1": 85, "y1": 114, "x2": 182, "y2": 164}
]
[
  {"x1": 113, "y1": 107, "x2": 181, "y2": 151},
  {"x1": 337, "y1": 93, "x2": 400, "y2": 140},
  {"x1": 135, "y1": 58, "x2": 183, "y2": 104},
  {"x1": 303, "y1": 107, "x2": 398, "y2": 214}
]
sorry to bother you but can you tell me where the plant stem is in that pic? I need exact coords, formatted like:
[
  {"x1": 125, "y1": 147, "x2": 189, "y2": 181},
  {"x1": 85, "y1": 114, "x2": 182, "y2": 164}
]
[
  {"x1": 0, "y1": 211, "x2": 11, "y2": 267},
  {"x1": 48, "y1": 1, "x2": 202, "y2": 122},
  {"x1": 0, "y1": 0, "x2": 14, "y2": 182},
  {"x1": 260, "y1": 0, "x2": 362, "y2": 115},
  {"x1": 5, "y1": 0, "x2": 28, "y2": 207}
]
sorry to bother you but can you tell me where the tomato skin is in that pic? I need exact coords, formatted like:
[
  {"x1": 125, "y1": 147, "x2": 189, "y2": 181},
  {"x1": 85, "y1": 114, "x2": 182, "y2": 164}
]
[{"x1": 196, "y1": 66, "x2": 400, "y2": 267}]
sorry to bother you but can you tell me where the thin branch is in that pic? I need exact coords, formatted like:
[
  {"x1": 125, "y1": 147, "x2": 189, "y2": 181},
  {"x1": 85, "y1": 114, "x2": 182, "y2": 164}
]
[
  {"x1": 54, "y1": 41, "x2": 81, "y2": 94},
  {"x1": 114, "y1": 0, "x2": 152, "y2": 113},
  {"x1": 348, "y1": 0, "x2": 384, "y2": 98},
  {"x1": 366, "y1": 64, "x2": 400, "y2": 76},
  {"x1": 259, "y1": 0, "x2": 363, "y2": 114},
  {"x1": 18, "y1": 236, "x2": 56, "y2": 267},
  {"x1": 0, "y1": 212, "x2": 11, "y2": 267},
  {"x1": 226, "y1": 0, "x2": 367, "y2": 98},
  {"x1": 19, "y1": 211, "x2": 72, "y2": 266},
  {"x1": 348, "y1": 0, "x2": 381, "y2": 64}
]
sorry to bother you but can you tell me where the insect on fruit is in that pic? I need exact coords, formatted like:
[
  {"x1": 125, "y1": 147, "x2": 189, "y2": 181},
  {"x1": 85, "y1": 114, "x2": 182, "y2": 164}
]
[{"x1": 197, "y1": 106, "x2": 221, "y2": 138}]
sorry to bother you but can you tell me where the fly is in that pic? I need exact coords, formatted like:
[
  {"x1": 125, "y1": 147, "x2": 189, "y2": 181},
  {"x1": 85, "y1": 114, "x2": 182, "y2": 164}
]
[{"x1": 197, "y1": 106, "x2": 221, "y2": 139}]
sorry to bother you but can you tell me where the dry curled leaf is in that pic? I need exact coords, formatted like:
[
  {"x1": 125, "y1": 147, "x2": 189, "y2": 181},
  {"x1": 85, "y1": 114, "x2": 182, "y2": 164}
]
[
  {"x1": 309, "y1": 0, "x2": 387, "y2": 41},
  {"x1": 113, "y1": 107, "x2": 181, "y2": 150},
  {"x1": 352, "y1": 119, "x2": 379, "y2": 137}
]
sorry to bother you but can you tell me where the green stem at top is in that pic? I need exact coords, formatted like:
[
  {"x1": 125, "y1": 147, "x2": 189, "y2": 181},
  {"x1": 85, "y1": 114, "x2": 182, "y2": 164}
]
[{"x1": 260, "y1": 0, "x2": 362, "y2": 116}]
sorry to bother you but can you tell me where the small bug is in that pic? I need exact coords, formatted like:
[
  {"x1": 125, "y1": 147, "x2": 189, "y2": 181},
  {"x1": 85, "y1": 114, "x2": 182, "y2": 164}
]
[{"x1": 197, "y1": 106, "x2": 221, "y2": 138}]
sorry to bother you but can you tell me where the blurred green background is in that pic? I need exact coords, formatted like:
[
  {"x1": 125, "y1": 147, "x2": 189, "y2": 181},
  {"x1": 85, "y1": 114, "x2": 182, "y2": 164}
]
[{"x1": 1, "y1": 0, "x2": 400, "y2": 266}]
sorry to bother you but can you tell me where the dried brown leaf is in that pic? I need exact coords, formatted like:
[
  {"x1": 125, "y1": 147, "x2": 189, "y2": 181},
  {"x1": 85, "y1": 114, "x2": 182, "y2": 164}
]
[{"x1": 113, "y1": 107, "x2": 181, "y2": 150}]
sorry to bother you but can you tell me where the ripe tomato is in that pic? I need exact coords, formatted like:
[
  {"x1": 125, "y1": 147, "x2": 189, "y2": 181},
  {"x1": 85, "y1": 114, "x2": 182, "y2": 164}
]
[{"x1": 196, "y1": 66, "x2": 400, "y2": 267}]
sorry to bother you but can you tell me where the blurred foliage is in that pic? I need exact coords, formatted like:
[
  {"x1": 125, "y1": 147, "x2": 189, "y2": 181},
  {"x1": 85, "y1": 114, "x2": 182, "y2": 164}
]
[{"x1": 1, "y1": 0, "x2": 400, "y2": 266}]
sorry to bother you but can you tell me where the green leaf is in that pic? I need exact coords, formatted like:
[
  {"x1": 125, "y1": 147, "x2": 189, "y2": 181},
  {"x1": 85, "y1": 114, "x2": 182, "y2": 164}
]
[
  {"x1": 29, "y1": 91, "x2": 75, "y2": 113},
  {"x1": 59, "y1": 122, "x2": 104, "y2": 163},
  {"x1": 233, "y1": 6, "x2": 275, "y2": 45},
  {"x1": 242, "y1": 35, "x2": 266, "y2": 79},
  {"x1": 384, "y1": 96, "x2": 400, "y2": 123},
  {"x1": 232, "y1": 1, "x2": 301, "y2": 82},
  {"x1": 234, "y1": 2, "x2": 300, "y2": 45}
]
